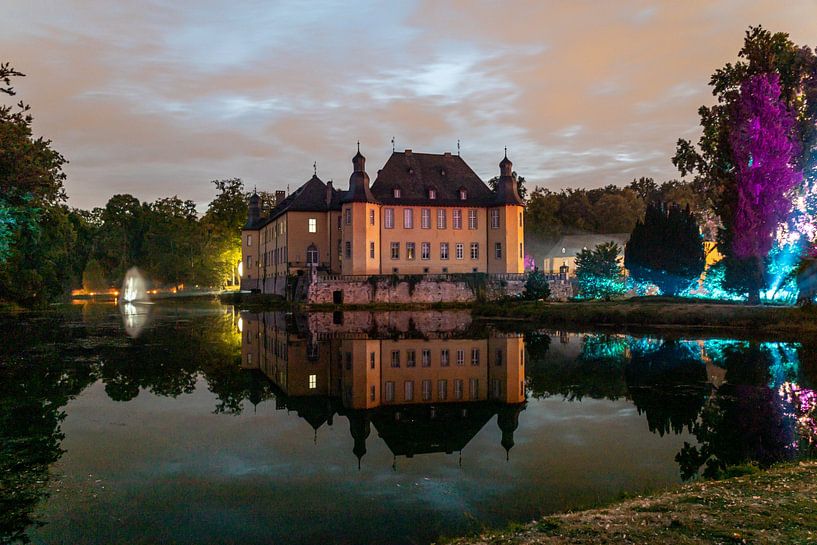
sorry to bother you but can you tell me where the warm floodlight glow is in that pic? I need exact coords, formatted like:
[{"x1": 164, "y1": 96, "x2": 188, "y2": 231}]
[{"x1": 237, "y1": 261, "x2": 243, "y2": 278}]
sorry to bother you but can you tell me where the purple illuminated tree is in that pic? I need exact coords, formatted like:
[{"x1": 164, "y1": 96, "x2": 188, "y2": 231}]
[{"x1": 728, "y1": 73, "x2": 802, "y2": 299}]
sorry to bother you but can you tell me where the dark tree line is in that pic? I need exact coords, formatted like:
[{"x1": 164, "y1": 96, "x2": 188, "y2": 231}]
[
  {"x1": 0, "y1": 63, "x2": 248, "y2": 306},
  {"x1": 523, "y1": 178, "x2": 711, "y2": 243}
]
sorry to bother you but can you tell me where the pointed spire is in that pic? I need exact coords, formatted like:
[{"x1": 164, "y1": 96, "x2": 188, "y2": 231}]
[
  {"x1": 457, "y1": 139, "x2": 461, "y2": 156},
  {"x1": 313, "y1": 161, "x2": 317, "y2": 176}
]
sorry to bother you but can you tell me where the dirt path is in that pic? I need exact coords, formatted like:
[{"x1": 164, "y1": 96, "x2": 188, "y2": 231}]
[{"x1": 447, "y1": 462, "x2": 817, "y2": 545}]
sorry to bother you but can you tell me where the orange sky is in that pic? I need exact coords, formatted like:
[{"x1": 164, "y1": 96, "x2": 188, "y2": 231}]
[{"x1": 2, "y1": 1, "x2": 816, "y2": 210}]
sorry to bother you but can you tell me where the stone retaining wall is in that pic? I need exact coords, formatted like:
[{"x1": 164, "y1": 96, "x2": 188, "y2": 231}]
[{"x1": 306, "y1": 275, "x2": 575, "y2": 304}]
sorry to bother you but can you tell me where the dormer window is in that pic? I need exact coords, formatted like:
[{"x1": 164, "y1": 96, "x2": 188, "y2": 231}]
[
  {"x1": 428, "y1": 188, "x2": 437, "y2": 200},
  {"x1": 459, "y1": 188, "x2": 467, "y2": 200},
  {"x1": 393, "y1": 187, "x2": 401, "y2": 198}
]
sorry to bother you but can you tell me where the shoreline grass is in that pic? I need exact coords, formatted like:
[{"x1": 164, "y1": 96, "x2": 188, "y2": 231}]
[{"x1": 443, "y1": 461, "x2": 817, "y2": 545}]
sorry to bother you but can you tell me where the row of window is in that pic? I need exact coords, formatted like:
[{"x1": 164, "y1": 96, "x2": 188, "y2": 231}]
[
  {"x1": 381, "y1": 378, "x2": 480, "y2": 402},
  {"x1": 247, "y1": 221, "x2": 288, "y2": 248},
  {"x1": 383, "y1": 241, "x2": 481, "y2": 261},
  {"x1": 373, "y1": 348, "x2": 510, "y2": 368},
  {"x1": 382, "y1": 208, "x2": 482, "y2": 230}
]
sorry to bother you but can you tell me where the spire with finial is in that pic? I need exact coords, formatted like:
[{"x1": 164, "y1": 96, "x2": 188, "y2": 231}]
[
  {"x1": 342, "y1": 143, "x2": 377, "y2": 203},
  {"x1": 495, "y1": 148, "x2": 522, "y2": 204},
  {"x1": 313, "y1": 161, "x2": 317, "y2": 176},
  {"x1": 391, "y1": 136, "x2": 395, "y2": 152},
  {"x1": 457, "y1": 139, "x2": 460, "y2": 156}
]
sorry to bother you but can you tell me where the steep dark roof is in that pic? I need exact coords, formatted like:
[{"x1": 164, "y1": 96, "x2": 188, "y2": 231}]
[
  {"x1": 246, "y1": 175, "x2": 341, "y2": 230},
  {"x1": 371, "y1": 151, "x2": 496, "y2": 206},
  {"x1": 371, "y1": 403, "x2": 497, "y2": 457}
]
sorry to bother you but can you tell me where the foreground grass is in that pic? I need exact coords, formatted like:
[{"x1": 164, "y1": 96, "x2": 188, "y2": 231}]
[
  {"x1": 473, "y1": 297, "x2": 817, "y2": 335},
  {"x1": 445, "y1": 461, "x2": 817, "y2": 545}
]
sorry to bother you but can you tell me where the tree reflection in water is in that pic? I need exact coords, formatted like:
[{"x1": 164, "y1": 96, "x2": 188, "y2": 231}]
[
  {"x1": 2, "y1": 304, "x2": 816, "y2": 543},
  {"x1": 524, "y1": 330, "x2": 816, "y2": 480}
]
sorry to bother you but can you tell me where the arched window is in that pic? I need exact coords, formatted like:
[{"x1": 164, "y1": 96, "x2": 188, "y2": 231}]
[{"x1": 306, "y1": 244, "x2": 319, "y2": 264}]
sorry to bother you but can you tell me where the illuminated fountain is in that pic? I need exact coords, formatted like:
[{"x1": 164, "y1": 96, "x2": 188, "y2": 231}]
[{"x1": 119, "y1": 267, "x2": 151, "y2": 338}]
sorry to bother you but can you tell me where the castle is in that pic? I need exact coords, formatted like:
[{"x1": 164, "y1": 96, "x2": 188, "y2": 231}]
[{"x1": 241, "y1": 148, "x2": 525, "y2": 295}]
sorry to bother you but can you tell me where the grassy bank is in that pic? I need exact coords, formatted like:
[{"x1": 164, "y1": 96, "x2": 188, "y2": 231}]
[
  {"x1": 473, "y1": 297, "x2": 817, "y2": 335},
  {"x1": 446, "y1": 461, "x2": 817, "y2": 545}
]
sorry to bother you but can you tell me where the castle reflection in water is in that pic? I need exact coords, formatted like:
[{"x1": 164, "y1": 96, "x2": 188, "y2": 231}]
[{"x1": 240, "y1": 310, "x2": 525, "y2": 463}]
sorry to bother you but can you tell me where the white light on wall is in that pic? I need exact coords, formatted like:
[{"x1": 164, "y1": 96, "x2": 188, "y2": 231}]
[{"x1": 238, "y1": 261, "x2": 244, "y2": 277}]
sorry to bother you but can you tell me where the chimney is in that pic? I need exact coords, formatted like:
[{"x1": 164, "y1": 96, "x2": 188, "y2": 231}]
[
  {"x1": 444, "y1": 151, "x2": 451, "y2": 158},
  {"x1": 275, "y1": 190, "x2": 286, "y2": 206},
  {"x1": 404, "y1": 149, "x2": 412, "y2": 157},
  {"x1": 325, "y1": 180, "x2": 333, "y2": 205}
]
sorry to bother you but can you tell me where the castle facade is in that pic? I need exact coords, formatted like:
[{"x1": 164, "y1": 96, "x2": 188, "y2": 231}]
[{"x1": 241, "y1": 149, "x2": 525, "y2": 294}]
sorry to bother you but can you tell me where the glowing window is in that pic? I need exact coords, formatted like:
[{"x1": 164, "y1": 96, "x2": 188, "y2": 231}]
[
  {"x1": 308, "y1": 374, "x2": 317, "y2": 389},
  {"x1": 308, "y1": 218, "x2": 317, "y2": 233}
]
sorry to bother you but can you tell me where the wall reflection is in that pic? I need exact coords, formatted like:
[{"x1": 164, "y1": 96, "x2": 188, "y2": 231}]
[{"x1": 240, "y1": 311, "x2": 526, "y2": 463}]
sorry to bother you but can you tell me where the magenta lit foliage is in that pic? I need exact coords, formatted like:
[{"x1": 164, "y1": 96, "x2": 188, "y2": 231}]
[
  {"x1": 524, "y1": 254, "x2": 536, "y2": 271},
  {"x1": 729, "y1": 73, "x2": 802, "y2": 259}
]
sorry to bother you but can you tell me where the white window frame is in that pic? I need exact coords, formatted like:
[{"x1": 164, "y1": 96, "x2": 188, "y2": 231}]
[
  {"x1": 422, "y1": 349, "x2": 431, "y2": 367},
  {"x1": 470, "y1": 242, "x2": 479, "y2": 260},
  {"x1": 437, "y1": 209, "x2": 446, "y2": 229},
  {"x1": 468, "y1": 209, "x2": 478, "y2": 230},
  {"x1": 440, "y1": 242, "x2": 449, "y2": 260},
  {"x1": 456, "y1": 243, "x2": 464, "y2": 260},
  {"x1": 421, "y1": 242, "x2": 431, "y2": 260},
  {"x1": 403, "y1": 208, "x2": 413, "y2": 229},
  {"x1": 452, "y1": 209, "x2": 462, "y2": 230},
  {"x1": 421, "y1": 208, "x2": 431, "y2": 229},
  {"x1": 490, "y1": 209, "x2": 500, "y2": 229},
  {"x1": 384, "y1": 208, "x2": 394, "y2": 229},
  {"x1": 390, "y1": 242, "x2": 400, "y2": 260},
  {"x1": 406, "y1": 242, "x2": 415, "y2": 260}
]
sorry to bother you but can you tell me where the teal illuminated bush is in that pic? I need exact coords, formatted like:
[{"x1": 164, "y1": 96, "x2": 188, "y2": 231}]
[{"x1": 575, "y1": 242, "x2": 626, "y2": 300}]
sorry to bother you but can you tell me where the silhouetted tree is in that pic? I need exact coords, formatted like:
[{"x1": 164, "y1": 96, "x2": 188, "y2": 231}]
[
  {"x1": 625, "y1": 202, "x2": 705, "y2": 295},
  {"x1": 522, "y1": 270, "x2": 551, "y2": 300}
]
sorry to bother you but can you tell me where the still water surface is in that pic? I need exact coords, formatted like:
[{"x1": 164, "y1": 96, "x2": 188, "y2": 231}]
[{"x1": 1, "y1": 302, "x2": 814, "y2": 545}]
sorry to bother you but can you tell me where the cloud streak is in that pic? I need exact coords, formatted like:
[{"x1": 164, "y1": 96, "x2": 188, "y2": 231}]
[{"x1": 1, "y1": 0, "x2": 815, "y2": 210}]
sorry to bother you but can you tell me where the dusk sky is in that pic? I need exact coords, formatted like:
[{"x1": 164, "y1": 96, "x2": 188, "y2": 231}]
[{"x1": 2, "y1": 1, "x2": 816, "y2": 211}]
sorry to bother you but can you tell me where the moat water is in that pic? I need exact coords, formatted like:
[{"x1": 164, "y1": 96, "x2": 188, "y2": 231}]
[{"x1": 1, "y1": 301, "x2": 815, "y2": 545}]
